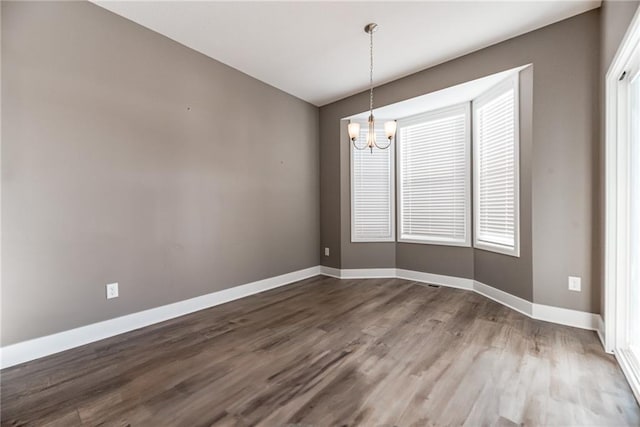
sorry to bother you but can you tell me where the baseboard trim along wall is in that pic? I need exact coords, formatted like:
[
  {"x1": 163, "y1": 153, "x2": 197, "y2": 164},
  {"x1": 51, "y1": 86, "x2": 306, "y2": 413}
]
[
  {"x1": 320, "y1": 266, "x2": 603, "y2": 334},
  {"x1": 396, "y1": 269, "x2": 474, "y2": 291},
  {"x1": 1, "y1": 264, "x2": 605, "y2": 370},
  {"x1": 0, "y1": 266, "x2": 322, "y2": 370},
  {"x1": 596, "y1": 315, "x2": 608, "y2": 352}
]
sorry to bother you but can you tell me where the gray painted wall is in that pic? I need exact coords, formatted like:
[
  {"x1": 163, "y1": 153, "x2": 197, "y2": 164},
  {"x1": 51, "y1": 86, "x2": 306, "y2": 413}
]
[
  {"x1": 1, "y1": 1, "x2": 319, "y2": 346},
  {"x1": 397, "y1": 245, "x2": 474, "y2": 279},
  {"x1": 320, "y1": 10, "x2": 601, "y2": 312},
  {"x1": 530, "y1": 11, "x2": 601, "y2": 313}
]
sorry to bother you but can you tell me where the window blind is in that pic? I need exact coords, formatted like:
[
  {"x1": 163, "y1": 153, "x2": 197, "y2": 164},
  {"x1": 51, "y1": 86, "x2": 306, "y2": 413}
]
[
  {"x1": 351, "y1": 123, "x2": 395, "y2": 242},
  {"x1": 473, "y1": 76, "x2": 519, "y2": 256},
  {"x1": 398, "y1": 104, "x2": 470, "y2": 245}
]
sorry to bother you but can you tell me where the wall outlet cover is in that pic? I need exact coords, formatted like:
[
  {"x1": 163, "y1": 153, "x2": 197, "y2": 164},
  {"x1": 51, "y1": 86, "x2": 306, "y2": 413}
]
[
  {"x1": 568, "y1": 276, "x2": 581, "y2": 292},
  {"x1": 106, "y1": 282, "x2": 119, "y2": 299},
  {"x1": 324, "y1": 247, "x2": 330, "y2": 256}
]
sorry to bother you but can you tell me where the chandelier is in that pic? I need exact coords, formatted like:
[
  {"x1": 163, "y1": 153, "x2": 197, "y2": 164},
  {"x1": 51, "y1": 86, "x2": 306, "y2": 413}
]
[{"x1": 348, "y1": 23, "x2": 397, "y2": 153}]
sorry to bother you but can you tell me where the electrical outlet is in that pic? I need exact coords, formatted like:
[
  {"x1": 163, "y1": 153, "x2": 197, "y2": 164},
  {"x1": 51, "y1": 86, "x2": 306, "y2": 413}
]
[
  {"x1": 106, "y1": 282, "x2": 119, "y2": 299},
  {"x1": 568, "y1": 276, "x2": 581, "y2": 292},
  {"x1": 324, "y1": 247, "x2": 330, "y2": 256}
]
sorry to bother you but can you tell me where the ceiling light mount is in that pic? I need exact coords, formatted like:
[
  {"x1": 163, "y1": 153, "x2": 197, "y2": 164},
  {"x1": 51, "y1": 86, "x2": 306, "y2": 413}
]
[
  {"x1": 349, "y1": 22, "x2": 396, "y2": 153},
  {"x1": 364, "y1": 23, "x2": 378, "y2": 34}
]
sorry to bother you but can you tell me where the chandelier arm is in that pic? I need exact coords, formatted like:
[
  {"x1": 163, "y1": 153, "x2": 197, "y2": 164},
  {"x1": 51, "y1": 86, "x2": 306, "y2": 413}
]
[
  {"x1": 373, "y1": 139, "x2": 392, "y2": 150},
  {"x1": 352, "y1": 139, "x2": 369, "y2": 150}
]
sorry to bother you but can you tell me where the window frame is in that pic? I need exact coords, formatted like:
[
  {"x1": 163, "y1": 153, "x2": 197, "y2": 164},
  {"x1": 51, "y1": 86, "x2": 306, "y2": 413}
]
[
  {"x1": 349, "y1": 120, "x2": 396, "y2": 243},
  {"x1": 396, "y1": 103, "x2": 472, "y2": 247},
  {"x1": 472, "y1": 74, "x2": 521, "y2": 257}
]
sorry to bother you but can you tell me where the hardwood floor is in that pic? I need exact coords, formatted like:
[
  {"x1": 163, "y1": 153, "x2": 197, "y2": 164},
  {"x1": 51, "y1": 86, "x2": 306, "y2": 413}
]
[{"x1": 1, "y1": 275, "x2": 638, "y2": 426}]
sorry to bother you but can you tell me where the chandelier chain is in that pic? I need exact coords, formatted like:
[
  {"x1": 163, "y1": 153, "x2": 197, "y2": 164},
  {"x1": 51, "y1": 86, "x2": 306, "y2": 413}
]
[{"x1": 369, "y1": 27, "x2": 374, "y2": 116}]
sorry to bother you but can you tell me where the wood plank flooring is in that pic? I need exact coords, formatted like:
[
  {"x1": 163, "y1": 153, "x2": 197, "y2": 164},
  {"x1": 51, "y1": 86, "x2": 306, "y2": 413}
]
[{"x1": 1, "y1": 276, "x2": 639, "y2": 426}]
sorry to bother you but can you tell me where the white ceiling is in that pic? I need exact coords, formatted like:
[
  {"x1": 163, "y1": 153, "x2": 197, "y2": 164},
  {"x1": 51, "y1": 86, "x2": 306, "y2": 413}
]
[{"x1": 93, "y1": 1, "x2": 600, "y2": 106}]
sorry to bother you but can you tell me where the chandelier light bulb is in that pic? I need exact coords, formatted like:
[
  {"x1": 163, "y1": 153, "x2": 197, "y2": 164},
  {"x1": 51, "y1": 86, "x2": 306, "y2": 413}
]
[{"x1": 384, "y1": 121, "x2": 397, "y2": 141}]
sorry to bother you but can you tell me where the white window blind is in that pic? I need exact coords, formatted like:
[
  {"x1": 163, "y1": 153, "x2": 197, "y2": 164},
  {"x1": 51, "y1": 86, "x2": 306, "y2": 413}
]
[
  {"x1": 350, "y1": 123, "x2": 395, "y2": 242},
  {"x1": 473, "y1": 75, "x2": 520, "y2": 256},
  {"x1": 397, "y1": 104, "x2": 471, "y2": 245}
]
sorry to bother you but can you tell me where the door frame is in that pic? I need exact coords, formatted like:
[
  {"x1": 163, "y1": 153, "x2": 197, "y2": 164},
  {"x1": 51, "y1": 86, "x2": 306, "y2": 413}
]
[{"x1": 605, "y1": 5, "x2": 640, "y2": 402}]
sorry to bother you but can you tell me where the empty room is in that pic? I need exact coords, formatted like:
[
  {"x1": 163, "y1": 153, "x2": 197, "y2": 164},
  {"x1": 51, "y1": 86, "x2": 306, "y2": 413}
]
[{"x1": 2, "y1": 0, "x2": 640, "y2": 425}]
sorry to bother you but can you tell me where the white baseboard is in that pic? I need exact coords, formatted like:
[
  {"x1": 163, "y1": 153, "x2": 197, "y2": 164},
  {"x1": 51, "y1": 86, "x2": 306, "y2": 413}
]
[
  {"x1": 596, "y1": 315, "x2": 609, "y2": 353},
  {"x1": 321, "y1": 266, "x2": 473, "y2": 290},
  {"x1": 531, "y1": 303, "x2": 600, "y2": 331},
  {"x1": 320, "y1": 267, "x2": 601, "y2": 333},
  {"x1": 0, "y1": 266, "x2": 321, "y2": 370},
  {"x1": 473, "y1": 280, "x2": 532, "y2": 317},
  {"x1": 318, "y1": 266, "x2": 341, "y2": 279},
  {"x1": 341, "y1": 268, "x2": 396, "y2": 279},
  {"x1": 396, "y1": 269, "x2": 474, "y2": 290}
]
